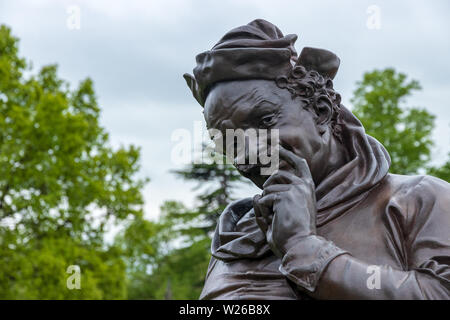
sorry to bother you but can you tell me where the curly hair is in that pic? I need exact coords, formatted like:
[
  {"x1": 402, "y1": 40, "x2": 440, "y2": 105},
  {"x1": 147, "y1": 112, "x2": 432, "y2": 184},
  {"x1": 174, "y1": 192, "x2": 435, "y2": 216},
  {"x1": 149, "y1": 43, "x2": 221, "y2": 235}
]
[{"x1": 275, "y1": 65, "x2": 343, "y2": 143}]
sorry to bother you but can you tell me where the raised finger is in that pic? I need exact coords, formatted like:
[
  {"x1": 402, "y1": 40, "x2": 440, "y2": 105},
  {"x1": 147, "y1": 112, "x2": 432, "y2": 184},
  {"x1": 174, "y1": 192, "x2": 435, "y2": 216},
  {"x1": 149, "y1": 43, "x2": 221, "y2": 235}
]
[
  {"x1": 263, "y1": 170, "x2": 300, "y2": 189},
  {"x1": 262, "y1": 184, "x2": 290, "y2": 197},
  {"x1": 253, "y1": 194, "x2": 271, "y2": 221},
  {"x1": 253, "y1": 195, "x2": 268, "y2": 233},
  {"x1": 258, "y1": 193, "x2": 279, "y2": 208},
  {"x1": 278, "y1": 145, "x2": 313, "y2": 181}
]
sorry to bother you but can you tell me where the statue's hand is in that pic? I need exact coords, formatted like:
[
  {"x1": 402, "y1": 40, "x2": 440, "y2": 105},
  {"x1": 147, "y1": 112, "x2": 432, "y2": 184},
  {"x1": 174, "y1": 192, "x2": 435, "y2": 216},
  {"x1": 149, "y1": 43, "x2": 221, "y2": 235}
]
[{"x1": 253, "y1": 145, "x2": 317, "y2": 258}]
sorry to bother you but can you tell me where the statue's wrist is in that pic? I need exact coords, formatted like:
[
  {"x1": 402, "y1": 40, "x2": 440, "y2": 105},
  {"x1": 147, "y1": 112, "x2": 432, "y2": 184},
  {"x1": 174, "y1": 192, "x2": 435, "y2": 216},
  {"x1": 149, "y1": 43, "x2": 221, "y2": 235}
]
[
  {"x1": 282, "y1": 232, "x2": 315, "y2": 254},
  {"x1": 279, "y1": 235, "x2": 349, "y2": 292}
]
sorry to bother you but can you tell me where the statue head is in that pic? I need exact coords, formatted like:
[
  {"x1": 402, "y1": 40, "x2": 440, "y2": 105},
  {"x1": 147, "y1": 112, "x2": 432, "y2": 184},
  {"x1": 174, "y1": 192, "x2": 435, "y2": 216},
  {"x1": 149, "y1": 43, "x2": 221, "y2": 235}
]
[{"x1": 184, "y1": 19, "x2": 348, "y2": 188}]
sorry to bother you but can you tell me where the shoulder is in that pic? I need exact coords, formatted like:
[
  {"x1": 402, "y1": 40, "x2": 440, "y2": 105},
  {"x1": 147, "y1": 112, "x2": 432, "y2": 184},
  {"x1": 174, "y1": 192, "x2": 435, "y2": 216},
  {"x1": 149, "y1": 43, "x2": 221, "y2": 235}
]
[
  {"x1": 210, "y1": 196, "x2": 269, "y2": 261},
  {"x1": 384, "y1": 173, "x2": 450, "y2": 234},
  {"x1": 219, "y1": 197, "x2": 254, "y2": 227},
  {"x1": 210, "y1": 197, "x2": 254, "y2": 251},
  {"x1": 386, "y1": 173, "x2": 450, "y2": 201}
]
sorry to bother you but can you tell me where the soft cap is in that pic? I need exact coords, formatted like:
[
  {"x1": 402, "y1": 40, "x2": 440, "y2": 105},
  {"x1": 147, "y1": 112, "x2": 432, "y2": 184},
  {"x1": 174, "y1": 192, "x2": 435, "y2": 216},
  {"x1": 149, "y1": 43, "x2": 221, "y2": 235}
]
[{"x1": 184, "y1": 19, "x2": 340, "y2": 106}]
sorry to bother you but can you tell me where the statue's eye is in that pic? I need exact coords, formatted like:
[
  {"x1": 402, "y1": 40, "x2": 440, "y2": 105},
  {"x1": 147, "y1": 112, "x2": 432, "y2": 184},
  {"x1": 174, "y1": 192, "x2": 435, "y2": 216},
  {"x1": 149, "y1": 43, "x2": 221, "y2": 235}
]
[{"x1": 260, "y1": 114, "x2": 275, "y2": 127}]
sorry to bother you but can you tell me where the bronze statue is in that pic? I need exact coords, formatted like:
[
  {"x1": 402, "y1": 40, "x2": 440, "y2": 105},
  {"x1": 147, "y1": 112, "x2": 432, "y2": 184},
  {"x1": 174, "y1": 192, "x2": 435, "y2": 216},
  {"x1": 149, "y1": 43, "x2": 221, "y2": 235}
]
[{"x1": 183, "y1": 19, "x2": 450, "y2": 299}]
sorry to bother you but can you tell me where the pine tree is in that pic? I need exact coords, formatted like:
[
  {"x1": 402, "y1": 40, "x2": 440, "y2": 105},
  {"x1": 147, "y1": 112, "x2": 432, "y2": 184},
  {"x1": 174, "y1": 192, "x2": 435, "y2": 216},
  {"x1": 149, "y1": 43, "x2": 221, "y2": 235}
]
[
  {"x1": 170, "y1": 154, "x2": 247, "y2": 239},
  {"x1": 126, "y1": 154, "x2": 247, "y2": 299}
]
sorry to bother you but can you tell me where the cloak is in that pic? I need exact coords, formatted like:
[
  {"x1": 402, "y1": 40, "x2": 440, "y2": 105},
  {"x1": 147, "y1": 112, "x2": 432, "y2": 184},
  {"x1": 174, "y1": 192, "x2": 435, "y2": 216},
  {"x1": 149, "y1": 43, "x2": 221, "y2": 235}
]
[
  {"x1": 200, "y1": 105, "x2": 450, "y2": 300},
  {"x1": 183, "y1": 18, "x2": 450, "y2": 300}
]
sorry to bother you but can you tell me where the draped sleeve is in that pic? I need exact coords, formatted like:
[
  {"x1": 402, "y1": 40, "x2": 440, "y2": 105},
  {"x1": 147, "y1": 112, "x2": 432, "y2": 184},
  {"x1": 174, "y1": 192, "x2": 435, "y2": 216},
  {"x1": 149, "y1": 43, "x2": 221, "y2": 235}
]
[{"x1": 283, "y1": 175, "x2": 450, "y2": 299}]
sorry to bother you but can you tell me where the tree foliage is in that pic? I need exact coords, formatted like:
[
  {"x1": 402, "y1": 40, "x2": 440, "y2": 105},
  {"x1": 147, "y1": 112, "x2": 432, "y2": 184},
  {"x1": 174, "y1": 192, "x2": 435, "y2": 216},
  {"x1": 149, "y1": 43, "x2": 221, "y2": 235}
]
[
  {"x1": 351, "y1": 68, "x2": 435, "y2": 175},
  {"x1": 2, "y1": 24, "x2": 448, "y2": 300},
  {"x1": 0, "y1": 25, "x2": 147, "y2": 299},
  {"x1": 171, "y1": 155, "x2": 247, "y2": 238},
  {"x1": 126, "y1": 155, "x2": 247, "y2": 299},
  {"x1": 428, "y1": 153, "x2": 450, "y2": 182}
]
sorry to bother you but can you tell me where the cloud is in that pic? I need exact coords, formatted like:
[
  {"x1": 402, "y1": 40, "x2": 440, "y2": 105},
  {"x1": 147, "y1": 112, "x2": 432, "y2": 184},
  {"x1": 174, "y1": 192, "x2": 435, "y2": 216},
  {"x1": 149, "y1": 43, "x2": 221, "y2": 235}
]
[{"x1": 1, "y1": 0, "x2": 449, "y2": 219}]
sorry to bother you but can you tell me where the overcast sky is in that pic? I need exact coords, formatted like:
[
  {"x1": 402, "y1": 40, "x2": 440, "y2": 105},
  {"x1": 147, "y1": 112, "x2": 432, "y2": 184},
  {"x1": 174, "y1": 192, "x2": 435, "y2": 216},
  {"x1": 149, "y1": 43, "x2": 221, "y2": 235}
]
[{"x1": 1, "y1": 0, "x2": 449, "y2": 220}]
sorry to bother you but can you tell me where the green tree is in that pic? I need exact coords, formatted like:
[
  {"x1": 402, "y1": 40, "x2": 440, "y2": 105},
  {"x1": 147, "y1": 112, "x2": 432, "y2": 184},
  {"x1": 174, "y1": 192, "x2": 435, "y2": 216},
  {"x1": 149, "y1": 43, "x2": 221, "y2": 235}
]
[
  {"x1": 351, "y1": 68, "x2": 435, "y2": 175},
  {"x1": 0, "y1": 25, "x2": 147, "y2": 299},
  {"x1": 428, "y1": 153, "x2": 450, "y2": 182},
  {"x1": 114, "y1": 214, "x2": 162, "y2": 299},
  {"x1": 126, "y1": 155, "x2": 247, "y2": 299},
  {"x1": 170, "y1": 155, "x2": 247, "y2": 239}
]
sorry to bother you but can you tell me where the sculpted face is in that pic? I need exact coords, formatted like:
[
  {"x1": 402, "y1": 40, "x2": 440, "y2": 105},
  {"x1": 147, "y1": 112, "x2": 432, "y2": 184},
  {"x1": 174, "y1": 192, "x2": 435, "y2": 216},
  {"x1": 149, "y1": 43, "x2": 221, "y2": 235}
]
[{"x1": 204, "y1": 79, "x2": 340, "y2": 189}]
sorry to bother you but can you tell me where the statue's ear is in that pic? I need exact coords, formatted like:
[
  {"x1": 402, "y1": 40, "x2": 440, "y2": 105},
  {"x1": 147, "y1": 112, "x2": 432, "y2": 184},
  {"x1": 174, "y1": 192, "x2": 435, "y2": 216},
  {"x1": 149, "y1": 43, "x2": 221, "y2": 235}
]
[
  {"x1": 183, "y1": 73, "x2": 205, "y2": 106},
  {"x1": 297, "y1": 47, "x2": 340, "y2": 79},
  {"x1": 315, "y1": 96, "x2": 333, "y2": 133}
]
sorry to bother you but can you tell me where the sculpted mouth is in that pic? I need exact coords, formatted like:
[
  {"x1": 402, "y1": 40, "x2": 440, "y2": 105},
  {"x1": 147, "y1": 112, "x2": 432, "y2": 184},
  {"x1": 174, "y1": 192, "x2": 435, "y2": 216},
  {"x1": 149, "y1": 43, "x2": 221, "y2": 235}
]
[
  {"x1": 235, "y1": 163, "x2": 270, "y2": 188},
  {"x1": 235, "y1": 163, "x2": 271, "y2": 182},
  {"x1": 235, "y1": 163, "x2": 267, "y2": 181},
  {"x1": 235, "y1": 163, "x2": 260, "y2": 175}
]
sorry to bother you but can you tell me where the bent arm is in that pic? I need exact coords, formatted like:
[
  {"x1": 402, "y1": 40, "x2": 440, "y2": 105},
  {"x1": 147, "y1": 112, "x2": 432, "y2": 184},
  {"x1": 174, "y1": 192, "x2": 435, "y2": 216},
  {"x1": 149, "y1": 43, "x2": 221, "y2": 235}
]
[
  {"x1": 280, "y1": 176, "x2": 450, "y2": 300},
  {"x1": 315, "y1": 253, "x2": 449, "y2": 299},
  {"x1": 280, "y1": 236, "x2": 449, "y2": 299},
  {"x1": 200, "y1": 256, "x2": 302, "y2": 300}
]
